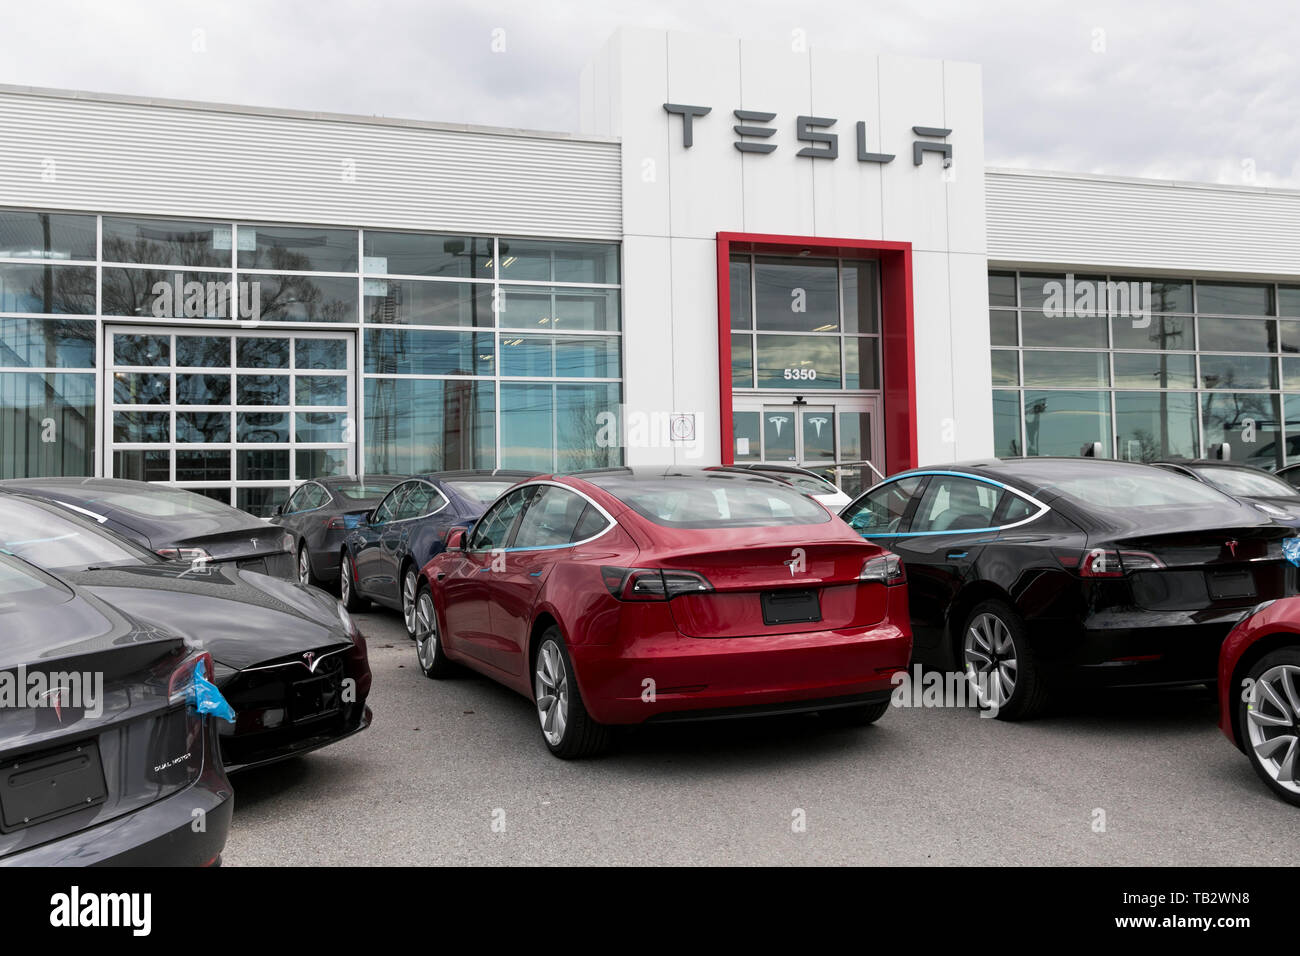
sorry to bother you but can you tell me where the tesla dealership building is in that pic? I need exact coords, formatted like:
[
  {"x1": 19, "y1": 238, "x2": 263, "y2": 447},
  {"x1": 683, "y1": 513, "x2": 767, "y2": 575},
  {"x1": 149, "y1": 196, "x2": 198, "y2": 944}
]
[{"x1": 3, "y1": 27, "x2": 1300, "y2": 514}]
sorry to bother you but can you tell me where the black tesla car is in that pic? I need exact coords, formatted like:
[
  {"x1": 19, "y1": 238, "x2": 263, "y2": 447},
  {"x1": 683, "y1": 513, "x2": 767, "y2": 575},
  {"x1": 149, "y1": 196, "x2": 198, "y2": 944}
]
[
  {"x1": 269, "y1": 474, "x2": 407, "y2": 589},
  {"x1": 340, "y1": 470, "x2": 537, "y2": 635},
  {"x1": 0, "y1": 551, "x2": 232, "y2": 866},
  {"x1": 1151, "y1": 459, "x2": 1300, "y2": 524},
  {"x1": 0, "y1": 477, "x2": 296, "y2": 580},
  {"x1": 840, "y1": 457, "x2": 1297, "y2": 719},
  {"x1": 0, "y1": 493, "x2": 372, "y2": 771}
]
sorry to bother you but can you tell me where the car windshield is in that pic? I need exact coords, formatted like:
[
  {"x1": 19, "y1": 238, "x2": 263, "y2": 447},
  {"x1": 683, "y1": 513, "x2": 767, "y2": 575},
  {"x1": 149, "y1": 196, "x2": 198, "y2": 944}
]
[
  {"x1": 1191, "y1": 466, "x2": 1298, "y2": 499},
  {"x1": 0, "y1": 497, "x2": 154, "y2": 572},
  {"x1": 445, "y1": 480, "x2": 513, "y2": 506},
  {"x1": 1041, "y1": 468, "x2": 1232, "y2": 510},
  {"x1": 78, "y1": 485, "x2": 236, "y2": 518},
  {"x1": 333, "y1": 481, "x2": 401, "y2": 501},
  {"x1": 606, "y1": 478, "x2": 831, "y2": 529}
]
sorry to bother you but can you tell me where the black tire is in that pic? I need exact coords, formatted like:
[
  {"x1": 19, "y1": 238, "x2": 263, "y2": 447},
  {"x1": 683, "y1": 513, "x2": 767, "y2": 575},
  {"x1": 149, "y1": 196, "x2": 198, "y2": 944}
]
[
  {"x1": 414, "y1": 582, "x2": 455, "y2": 678},
  {"x1": 532, "y1": 627, "x2": 611, "y2": 759},
  {"x1": 296, "y1": 542, "x2": 319, "y2": 588},
  {"x1": 339, "y1": 551, "x2": 369, "y2": 611},
  {"x1": 820, "y1": 700, "x2": 892, "y2": 727},
  {"x1": 1238, "y1": 647, "x2": 1300, "y2": 807},
  {"x1": 959, "y1": 599, "x2": 1048, "y2": 721}
]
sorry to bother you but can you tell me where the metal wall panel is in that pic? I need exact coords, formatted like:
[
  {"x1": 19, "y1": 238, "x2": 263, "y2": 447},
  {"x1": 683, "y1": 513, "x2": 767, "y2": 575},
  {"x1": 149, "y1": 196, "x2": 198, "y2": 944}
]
[
  {"x1": 986, "y1": 168, "x2": 1300, "y2": 277},
  {"x1": 0, "y1": 85, "x2": 622, "y2": 239}
]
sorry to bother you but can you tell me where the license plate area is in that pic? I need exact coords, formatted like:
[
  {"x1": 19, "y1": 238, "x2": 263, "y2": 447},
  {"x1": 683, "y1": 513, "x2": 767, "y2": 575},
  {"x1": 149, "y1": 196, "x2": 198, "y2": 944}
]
[
  {"x1": 1207, "y1": 568, "x2": 1256, "y2": 601},
  {"x1": 290, "y1": 673, "x2": 342, "y2": 723},
  {"x1": 760, "y1": 588, "x2": 821, "y2": 626},
  {"x1": 0, "y1": 741, "x2": 107, "y2": 833}
]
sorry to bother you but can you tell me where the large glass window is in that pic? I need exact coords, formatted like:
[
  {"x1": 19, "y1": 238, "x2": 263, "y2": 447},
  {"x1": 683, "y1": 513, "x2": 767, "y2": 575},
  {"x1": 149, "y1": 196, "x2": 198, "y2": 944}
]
[
  {"x1": 730, "y1": 253, "x2": 880, "y2": 393},
  {"x1": 990, "y1": 269, "x2": 1300, "y2": 464},
  {"x1": 0, "y1": 210, "x2": 624, "y2": 498}
]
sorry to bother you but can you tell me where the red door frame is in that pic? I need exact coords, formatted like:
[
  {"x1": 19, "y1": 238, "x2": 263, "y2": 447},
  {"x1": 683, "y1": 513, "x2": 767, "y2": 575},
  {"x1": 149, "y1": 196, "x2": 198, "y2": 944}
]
[{"x1": 716, "y1": 232, "x2": 917, "y2": 476}]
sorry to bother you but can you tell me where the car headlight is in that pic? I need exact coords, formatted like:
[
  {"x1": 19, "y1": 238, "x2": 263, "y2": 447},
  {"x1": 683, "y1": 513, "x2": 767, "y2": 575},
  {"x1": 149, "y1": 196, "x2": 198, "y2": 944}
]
[{"x1": 337, "y1": 602, "x2": 360, "y2": 638}]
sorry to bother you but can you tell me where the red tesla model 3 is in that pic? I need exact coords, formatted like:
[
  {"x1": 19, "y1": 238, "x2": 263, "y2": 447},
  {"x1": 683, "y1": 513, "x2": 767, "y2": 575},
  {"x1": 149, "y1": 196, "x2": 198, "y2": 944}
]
[
  {"x1": 413, "y1": 468, "x2": 912, "y2": 757},
  {"x1": 1219, "y1": 597, "x2": 1300, "y2": 806}
]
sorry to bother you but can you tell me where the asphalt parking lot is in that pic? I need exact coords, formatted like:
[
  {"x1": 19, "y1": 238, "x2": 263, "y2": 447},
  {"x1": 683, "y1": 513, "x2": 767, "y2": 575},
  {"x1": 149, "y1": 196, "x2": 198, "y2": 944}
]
[{"x1": 222, "y1": 609, "x2": 1295, "y2": 866}]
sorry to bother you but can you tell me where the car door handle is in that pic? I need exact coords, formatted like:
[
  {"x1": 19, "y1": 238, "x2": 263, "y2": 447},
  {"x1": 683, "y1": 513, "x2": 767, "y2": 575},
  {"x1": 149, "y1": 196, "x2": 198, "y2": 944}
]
[
  {"x1": 529, "y1": 570, "x2": 542, "y2": 577},
  {"x1": 946, "y1": 550, "x2": 969, "y2": 559},
  {"x1": 436, "y1": 572, "x2": 446, "y2": 580}
]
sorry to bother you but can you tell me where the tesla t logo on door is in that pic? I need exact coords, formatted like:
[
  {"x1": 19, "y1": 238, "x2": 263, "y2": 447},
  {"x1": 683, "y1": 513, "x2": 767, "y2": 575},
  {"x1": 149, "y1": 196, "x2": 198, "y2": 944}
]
[
  {"x1": 768, "y1": 415, "x2": 790, "y2": 435},
  {"x1": 807, "y1": 416, "x2": 829, "y2": 436}
]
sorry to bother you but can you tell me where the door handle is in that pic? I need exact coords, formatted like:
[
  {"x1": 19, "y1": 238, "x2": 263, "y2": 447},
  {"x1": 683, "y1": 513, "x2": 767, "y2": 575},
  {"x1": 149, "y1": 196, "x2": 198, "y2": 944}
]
[
  {"x1": 946, "y1": 550, "x2": 969, "y2": 560},
  {"x1": 436, "y1": 572, "x2": 446, "y2": 581}
]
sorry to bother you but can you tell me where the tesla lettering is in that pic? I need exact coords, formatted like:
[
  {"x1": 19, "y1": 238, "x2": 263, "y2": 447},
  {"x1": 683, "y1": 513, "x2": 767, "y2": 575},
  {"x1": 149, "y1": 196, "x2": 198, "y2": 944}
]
[{"x1": 664, "y1": 103, "x2": 953, "y2": 166}]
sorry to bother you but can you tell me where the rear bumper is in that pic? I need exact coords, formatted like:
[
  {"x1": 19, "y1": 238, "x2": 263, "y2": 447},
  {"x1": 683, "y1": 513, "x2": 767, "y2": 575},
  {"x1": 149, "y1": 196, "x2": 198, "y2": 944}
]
[
  {"x1": 0, "y1": 769, "x2": 232, "y2": 867},
  {"x1": 569, "y1": 624, "x2": 911, "y2": 725},
  {"x1": 1029, "y1": 610, "x2": 1244, "y2": 687}
]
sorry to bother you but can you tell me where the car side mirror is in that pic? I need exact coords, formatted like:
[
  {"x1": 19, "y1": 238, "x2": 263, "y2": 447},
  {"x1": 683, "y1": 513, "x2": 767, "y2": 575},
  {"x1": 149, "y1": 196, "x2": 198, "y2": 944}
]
[
  {"x1": 445, "y1": 527, "x2": 467, "y2": 551},
  {"x1": 272, "y1": 504, "x2": 284, "y2": 516}
]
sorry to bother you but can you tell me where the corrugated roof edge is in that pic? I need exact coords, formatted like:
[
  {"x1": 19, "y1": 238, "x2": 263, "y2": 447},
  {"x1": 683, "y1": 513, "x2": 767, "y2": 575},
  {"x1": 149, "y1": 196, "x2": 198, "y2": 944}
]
[
  {"x1": 0, "y1": 82, "x2": 622, "y2": 146},
  {"x1": 986, "y1": 166, "x2": 1300, "y2": 198}
]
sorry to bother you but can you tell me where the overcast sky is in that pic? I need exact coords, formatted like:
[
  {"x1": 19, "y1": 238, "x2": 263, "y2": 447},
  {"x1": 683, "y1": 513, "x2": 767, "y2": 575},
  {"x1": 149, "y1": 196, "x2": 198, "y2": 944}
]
[{"x1": 2, "y1": 0, "x2": 1296, "y2": 187}]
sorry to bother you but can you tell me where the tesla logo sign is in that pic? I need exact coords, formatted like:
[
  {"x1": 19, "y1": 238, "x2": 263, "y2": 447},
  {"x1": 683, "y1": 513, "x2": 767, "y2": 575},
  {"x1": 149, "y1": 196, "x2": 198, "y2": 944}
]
[
  {"x1": 664, "y1": 103, "x2": 953, "y2": 167},
  {"x1": 303, "y1": 651, "x2": 316, "y2": 670},
  {"x1": 806, "y1": 416, "x2": 829, "y2": 437},
  {"x1": 768, "y1": 415, "x2": 791, "y2": 436},
  {"x1": 39, "y1": 686, "x2": 66, "y2": 723},
  {"x1": 1226, "y1": 540, "x2": 1239, "y2": 557}
]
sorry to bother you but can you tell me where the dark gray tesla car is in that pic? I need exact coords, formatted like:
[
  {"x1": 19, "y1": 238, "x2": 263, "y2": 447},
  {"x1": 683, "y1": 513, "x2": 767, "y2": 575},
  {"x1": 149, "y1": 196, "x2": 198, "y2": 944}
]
[
  {"x1": 0, "y1": 477, "x2": 296, "y2": 580},
  {"x1": 0, "y1": 493, "x2": 372, "y2": 772},
  {"x1": 0, "y1": 552, "x2": 233, "y2": 866},
  {"x1": 269, "y1": 474, "x2": 406, "y2": 589}
]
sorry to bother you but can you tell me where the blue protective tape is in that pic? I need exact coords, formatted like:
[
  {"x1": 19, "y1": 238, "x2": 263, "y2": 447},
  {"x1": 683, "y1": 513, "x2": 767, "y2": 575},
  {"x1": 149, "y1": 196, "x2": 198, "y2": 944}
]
[
  {"x1": 190, "y1": 660, "x2": 236, "y2": 723},
  {"x1": 1284, "y1": 538, "x2": 1300, "y2": 568}
]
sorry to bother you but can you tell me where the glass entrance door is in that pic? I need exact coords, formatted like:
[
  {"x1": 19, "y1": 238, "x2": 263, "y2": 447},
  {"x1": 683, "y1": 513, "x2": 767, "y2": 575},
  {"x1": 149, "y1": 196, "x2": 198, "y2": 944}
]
[
  {"x1": 732, "y1": 397, "x2": 883, "y2": 498},
  {"x1": 105, "y1": 326, "x2": 356, "y2": 515}
]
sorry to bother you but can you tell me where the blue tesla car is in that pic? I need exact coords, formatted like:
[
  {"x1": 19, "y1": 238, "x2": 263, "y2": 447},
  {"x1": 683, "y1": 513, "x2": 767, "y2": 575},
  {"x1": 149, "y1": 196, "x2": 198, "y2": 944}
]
[{"x1": 338, "y1": 470, "x2": 538, "y2": 635}]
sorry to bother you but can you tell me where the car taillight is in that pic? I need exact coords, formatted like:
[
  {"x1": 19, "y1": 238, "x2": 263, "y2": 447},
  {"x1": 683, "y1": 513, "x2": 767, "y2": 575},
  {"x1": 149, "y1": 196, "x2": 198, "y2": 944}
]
[
  {"x1": 168, "y1": 651, "x2": 214, "y2": 706},
  {"x1": 1060, "y1": 549, "x2": 1165, "y2": 577},
  {"x1": 860, "y1": 553, "x2": 906, "y2": 585},
  {"x1": 600, "y1": 566, "x2": 714, "y2": 601},
  {"x1": 156, "y1": 546, "x2": 211, "y2": 562}
]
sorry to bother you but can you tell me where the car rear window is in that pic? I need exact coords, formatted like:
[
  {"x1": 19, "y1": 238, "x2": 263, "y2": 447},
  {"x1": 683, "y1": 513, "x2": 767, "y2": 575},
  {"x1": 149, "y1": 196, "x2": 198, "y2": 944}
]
[
  {"x1": 1190, "y1": 466, "x2": 1298, "y2": 499},
  {"x1": 444, "y1": 480, "x2": 513, "y2": 506},
  {"x1": 1, "y1": 498, "x2": 153, "y2": 572},
  {"x1": 605, "y1": 479, "x2": 831, "y2": 529},
  {"x1": 0, "y1": 554, "x2": 70, "y2": 613},
  {"x1": 1042, "y1": 469, "x2": 1232, "y2": 509},
  {"x1": 333, "y1": 482, "x2": 401, "y2": 500},
  {"x1": 79, "y1": 486, "x2": 236, "y2": 518}
]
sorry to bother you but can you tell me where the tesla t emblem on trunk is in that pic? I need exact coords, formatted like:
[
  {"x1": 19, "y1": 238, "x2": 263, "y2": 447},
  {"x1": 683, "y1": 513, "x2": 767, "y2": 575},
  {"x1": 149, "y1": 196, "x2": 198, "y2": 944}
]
[
  {"x1": 1226, "y1": 539, "x2": 1239, "y2": 558},
  {"x1": 39, "y1": 686, "x2": 66, "y2": 723},
  {"x1": 303, "y1": 651, "x2": 316, "y2": 670}
]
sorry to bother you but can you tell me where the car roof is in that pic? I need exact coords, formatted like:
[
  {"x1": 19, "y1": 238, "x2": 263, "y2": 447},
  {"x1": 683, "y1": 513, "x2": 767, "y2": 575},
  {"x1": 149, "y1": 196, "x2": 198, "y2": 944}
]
[
  {"x1": 316, "y1": 474, "x2": 408, "y2": 487},
  {"x1": 417, "y1": 469, "x2": 541, "y2": 481},
  {"x1": 562, "y1": 466, "x2": 791, "y2": 488},
  {"x1": 1150, "y1": 459, "x2": 1268, "y2": 471}
]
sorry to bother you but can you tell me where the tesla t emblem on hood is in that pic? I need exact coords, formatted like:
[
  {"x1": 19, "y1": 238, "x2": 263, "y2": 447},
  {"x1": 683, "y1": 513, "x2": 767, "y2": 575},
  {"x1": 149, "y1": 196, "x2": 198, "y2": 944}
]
[
  {"x1": 303, "y1": 651, "x2": 316, "y2": 670},
  {"x1": 1226, "y1": 539, "x2": 1239, "y2": 558}
]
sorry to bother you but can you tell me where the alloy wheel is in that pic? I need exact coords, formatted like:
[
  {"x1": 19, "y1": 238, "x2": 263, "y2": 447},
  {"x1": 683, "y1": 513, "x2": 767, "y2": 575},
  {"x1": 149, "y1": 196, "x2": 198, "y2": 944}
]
[
  {"x1": 963, "y1": 611, "x2": 1018, "y2": 709},
  {"x1": 298, "y1": 546, "x2": 311, "y2": 586},
  {"x1": 402, "y1": 570, "x2": 418, "y2": 636},
  {"x1": 340, "y1": 556, "x2": 352, "y2": 603},
  {"x1": 415, "y1": 591, "x2": 438, "y2": 672},
  {"x1": 1246, "y1": 663, "x2": 1300, "y2": 795},
  {"x1": 534, "y1": 639, "x2": 569, "y2": 746}
]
